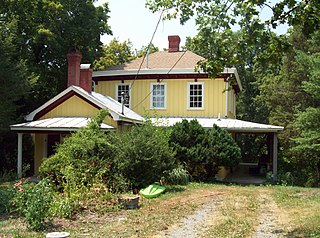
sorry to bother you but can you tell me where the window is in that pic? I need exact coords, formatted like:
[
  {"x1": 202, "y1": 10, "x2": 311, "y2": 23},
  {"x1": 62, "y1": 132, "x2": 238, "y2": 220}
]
[
  {"x1": 116, "y1": 83, "x2": 130, "y2": 108},
  {"x1": 188, "y1": 82, "x2": 204, "y2": 109},
  {"x1": 150, "y1": 83, "x2": 166, "y2": 109}
]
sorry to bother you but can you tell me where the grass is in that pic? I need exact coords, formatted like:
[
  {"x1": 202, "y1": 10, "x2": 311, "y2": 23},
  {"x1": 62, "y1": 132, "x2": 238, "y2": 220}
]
[
  {"x1": 272, "y1": 186, "x2": 320, "y2": 238},
  {"x1": 1, "y1": 182, "x2": 319, "y2": 238}
]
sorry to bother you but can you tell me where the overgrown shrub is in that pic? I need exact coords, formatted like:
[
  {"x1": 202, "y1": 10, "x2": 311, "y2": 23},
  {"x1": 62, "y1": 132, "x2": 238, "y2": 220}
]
[
  {"x1": 39, "y1": 110, "x2": 126, "y2": 193},
  {"x1": 169, "y1": 119, "x2": 207, "y2": 175},
  {"x1": 115, "y1": 121, "x2": 176, "y2": 189},
  {"x1": 170, "y1": 120, "x2": 241, "y2": 180}
]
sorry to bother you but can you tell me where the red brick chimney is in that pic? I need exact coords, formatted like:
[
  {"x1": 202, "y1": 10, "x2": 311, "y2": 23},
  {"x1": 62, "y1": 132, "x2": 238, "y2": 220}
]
[
  {"x1": 168, "y1": 35, "x2": 181, "y2": 52},
  {"x1": 67, "y1": 49, "x2": 82, "y2": 87},
  {"x1": 80, "y1": 64, "x2": 92, "y2": 93}
]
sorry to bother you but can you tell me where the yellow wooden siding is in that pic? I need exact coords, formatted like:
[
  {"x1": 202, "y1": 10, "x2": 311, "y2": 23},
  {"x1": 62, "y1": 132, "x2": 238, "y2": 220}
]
[
  {"x1": 96, "y1": 78, "x2": 229, "y2": 118},
  {"x1": 39, "y1": 95, "x2": 117, "y2": 128},
  {"x1": 34, "y1": 134, "x2": 46, "y2": 175}
]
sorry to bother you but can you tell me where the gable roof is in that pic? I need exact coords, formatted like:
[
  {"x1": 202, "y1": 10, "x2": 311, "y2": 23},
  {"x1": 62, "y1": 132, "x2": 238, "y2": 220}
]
[{"x1": 25, "y1": 86, "x2": 145, "y2": 124}]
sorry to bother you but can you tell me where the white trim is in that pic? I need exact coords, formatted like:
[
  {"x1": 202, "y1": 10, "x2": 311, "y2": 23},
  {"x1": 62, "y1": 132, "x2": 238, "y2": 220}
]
[
  {"x1": 115, "y1": 83, "x2": 131, "y2": 108},
  {"x1": 225, "y1": 80, "x2": 229, "y2": 117},
  {"x1": 150, "y1": 82, "x2": 167, "y2": 109},
  {"x1": 17, "y1": 133, "x2": 23, "y2": 178},
  {"x1": 273, "y1": 134, "x2": 278, "y2": 180},
  {"x1": 187, "y1": 82, "x2": 204, "y2": 110}
]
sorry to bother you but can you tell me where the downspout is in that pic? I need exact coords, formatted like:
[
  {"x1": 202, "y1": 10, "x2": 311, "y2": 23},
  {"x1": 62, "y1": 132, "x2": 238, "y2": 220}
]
[{"x1": 225, "y1": 77, "x2": 229, "y2": 117}]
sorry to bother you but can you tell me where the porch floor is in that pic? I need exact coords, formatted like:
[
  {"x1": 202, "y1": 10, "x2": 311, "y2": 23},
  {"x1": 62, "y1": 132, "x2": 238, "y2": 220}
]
[{"x1": 224, "y1": 163, "x2": 267, "y2": 185}]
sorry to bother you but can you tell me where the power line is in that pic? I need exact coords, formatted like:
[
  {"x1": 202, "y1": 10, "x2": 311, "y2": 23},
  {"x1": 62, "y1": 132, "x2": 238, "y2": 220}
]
[
  {"x1": 132, "y1": 51, "x2": 187, "y2": 110},
  {"x1": 129, "y1": 9, "x2": 165, "y2": 91}
]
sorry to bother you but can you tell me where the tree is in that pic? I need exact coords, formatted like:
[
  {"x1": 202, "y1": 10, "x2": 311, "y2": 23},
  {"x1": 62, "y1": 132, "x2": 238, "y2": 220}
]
[
  {"x1": 136, "y1": 43, "x2": 159, "y2": 57},
  {"x1": 147, "y1": 0, "x2": 319, "y2": 76},
  {"x1": 93, "y1": 38, "x2": 136, "y2": 70},
  {"x1": 290, "y1": 31, "x2": 320, "y2": 186},
  {"x1": 0, "y1": 0, "x2": 112, "y2": 174},
  {"x1": 1, "y1": 0, "x2": 112, "y2": 110}
]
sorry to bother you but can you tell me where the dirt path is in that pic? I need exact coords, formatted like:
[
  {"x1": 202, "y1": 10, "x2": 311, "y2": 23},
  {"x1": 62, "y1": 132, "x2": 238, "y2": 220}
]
[
  {"x1": 252, "y1": 191, "x2": 289, "y2": 238},
  {"x1": 158, "y1": 189, "x2": 290, "y2": 238},
  {"x1": 160, "y1": 195, "x2": 223, "y2": 238}
]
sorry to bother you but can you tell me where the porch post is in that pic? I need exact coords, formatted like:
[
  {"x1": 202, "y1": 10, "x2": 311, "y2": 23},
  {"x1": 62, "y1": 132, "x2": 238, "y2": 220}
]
[
  {"x1": 17, "y1": 133, "x2": 23, "y2": 178},
  {"x1": 272, "y1": 133, "x2": 278, "y2": 180}
]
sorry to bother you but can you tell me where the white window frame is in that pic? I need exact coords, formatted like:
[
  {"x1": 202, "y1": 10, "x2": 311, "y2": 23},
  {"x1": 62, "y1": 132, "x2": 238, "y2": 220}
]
[
  {"x1": 150, "y1": 82, "x2": 166, "y2": 109},
  {"x1": 187, "y1": 82, "x2": 204, "y2": 110},
  {"x1": 116, "y1": 83, "x2": 131, "y2": 108}
]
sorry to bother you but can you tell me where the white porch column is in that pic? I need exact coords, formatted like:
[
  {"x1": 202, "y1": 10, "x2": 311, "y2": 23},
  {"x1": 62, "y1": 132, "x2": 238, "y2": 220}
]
[
  {"x1": 17, "y1": 133, "x2": 23, "y2": 178},
  {"x1": 272, "y1": 133, "x2": 278, "y2": 180}
]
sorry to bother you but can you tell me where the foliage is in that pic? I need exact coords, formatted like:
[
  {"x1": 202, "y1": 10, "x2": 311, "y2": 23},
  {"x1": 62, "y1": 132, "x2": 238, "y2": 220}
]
[
  {"x1": 0, "y1": 0, "x2": 112, "y2": 174},
  {"x1": 39, "y1": 110, "x2": 125, "y2": 193},
  {"x1": 170, "y1": 120, "x2": 241, "y2": 180},
  {"x1": 202, "y1": 125, "x2": 241, "y2": 177},
  {"x1": 115, "y1": 121, "x2": 176, "y2": 189},
  {"x1": 94, "y1": 38, "x2": 136, "y2": 70},
  {"x1": 146, "y1": 0, "x2": 319, "y2": 76},
  {"x1": 169, "y1": 119, "x2": 207, "y2": 175},
  {"x1": 11, "y1": 178, "x2": 53, "y2": 231},
  {"x1": 162, "y1": 165, "x2": 190, "y2": 185}
]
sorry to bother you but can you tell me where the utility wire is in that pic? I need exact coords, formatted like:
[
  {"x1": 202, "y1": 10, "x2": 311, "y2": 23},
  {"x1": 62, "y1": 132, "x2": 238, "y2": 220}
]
[
  {"x1": 129, "y1": 9, "x2": 165, "y2": 91},
  {"x1": 132, "y1": 51, "x2": 187, "y2": 110}
]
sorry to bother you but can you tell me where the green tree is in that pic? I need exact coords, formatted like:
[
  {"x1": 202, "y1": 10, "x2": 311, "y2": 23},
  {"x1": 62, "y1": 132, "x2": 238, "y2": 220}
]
[
  {"x1": 136, "y1": 43, "x2": 159, "y2": 57},
  {"x1": 94, "y1": 38, "x2": 136, "y2": 70},
  {"x1": 1, "y1": 0, "x2": 112, "y2": 109},
  {"x1": 1, "y1": 0, "x2": 112, "y2": 173},
  {"x1": 290, "y1": 32, "x2": 320, "y2": 186}
]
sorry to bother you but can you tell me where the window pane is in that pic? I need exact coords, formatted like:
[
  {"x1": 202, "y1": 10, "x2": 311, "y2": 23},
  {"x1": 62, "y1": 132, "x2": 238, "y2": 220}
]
[{"x1": 189, "y1": 83, "x2": 203, "y2": 108}]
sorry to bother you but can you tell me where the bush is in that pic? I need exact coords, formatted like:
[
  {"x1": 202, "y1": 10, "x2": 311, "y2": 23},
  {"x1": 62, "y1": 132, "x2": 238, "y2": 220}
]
[
  {"x1": 170, "y1": 120, "x2": 241, "y2": 180},
  {"x1": 11, "y1": 178, "x2": 53, "y2": 231},
  {"x1": 39, "y1": 110, "x2": 126, "y2": 193},
  {"x1": 115, "y1": 121, "x2": 176, "y2": 189},
  {"x1": 169, "y1": 119, "x2": 207, "y2": 175}
]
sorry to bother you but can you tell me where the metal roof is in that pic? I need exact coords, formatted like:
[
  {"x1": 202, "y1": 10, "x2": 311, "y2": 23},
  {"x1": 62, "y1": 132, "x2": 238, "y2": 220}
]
[
  {"x1": 150, "y1": 117, "x2": 284, "y2": 133},
  {"x1": 10, "y1": 117, "x2": 114, "y2": 132},
  {"x1": 25, "y1": 86, "x2": 145, "y2": 124}
]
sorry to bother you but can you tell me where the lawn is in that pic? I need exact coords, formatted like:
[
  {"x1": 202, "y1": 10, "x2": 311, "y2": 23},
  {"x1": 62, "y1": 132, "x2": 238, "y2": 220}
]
[{"x1": 1, "y1": 182, "x2": 319, "y2": 238}]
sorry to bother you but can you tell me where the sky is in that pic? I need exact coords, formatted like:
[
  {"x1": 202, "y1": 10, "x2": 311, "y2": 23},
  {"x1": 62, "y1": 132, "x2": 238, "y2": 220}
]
[
  {"x1": 94, "y1": 0, "x2": 198, "y2": 51},
  {"x1": 94, "y1": 0, "x2": 288, "y2": 51}
]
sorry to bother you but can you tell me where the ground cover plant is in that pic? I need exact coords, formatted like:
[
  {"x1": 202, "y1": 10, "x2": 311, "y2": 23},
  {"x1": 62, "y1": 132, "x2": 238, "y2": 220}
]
[{"x1": 1, "y1": 183, "x2": 320, "y2": 237}]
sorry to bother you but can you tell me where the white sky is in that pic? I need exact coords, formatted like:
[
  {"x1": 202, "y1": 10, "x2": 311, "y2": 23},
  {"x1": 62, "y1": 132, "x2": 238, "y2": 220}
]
[{"x1": 95, "y1": 0, "x2": 288, "y2": 51}]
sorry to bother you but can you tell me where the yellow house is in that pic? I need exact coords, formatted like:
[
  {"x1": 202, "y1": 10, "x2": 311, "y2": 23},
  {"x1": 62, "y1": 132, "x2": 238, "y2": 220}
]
[
  {"x1": 11, "y1": 49, "x2": 145, "y2": 176},
  {"x1": 92, "y1": 35, "x2": 283, "y2": 180},
  {"x1": 11, "y1": 36, "x2": 283, "y2": 180},
  {"x1": 93, "y1": 36, "x2": 241, "y2": 119}
]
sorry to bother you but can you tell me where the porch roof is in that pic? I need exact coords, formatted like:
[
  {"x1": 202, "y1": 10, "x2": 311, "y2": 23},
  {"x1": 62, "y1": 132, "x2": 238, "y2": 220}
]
[
  {"x1": 150, "y1": 117, "x2": 284, "y2": 133},
  {"x1": 10, "y1": 117, "x2": 115, "y2": 132}
]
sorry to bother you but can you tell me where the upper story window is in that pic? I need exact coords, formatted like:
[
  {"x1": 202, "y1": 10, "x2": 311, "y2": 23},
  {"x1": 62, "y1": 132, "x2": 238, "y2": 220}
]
[
  {"x1": 116, "y1": 83, "x2": 130, "y2": 108},
  {"x1": 188, "y1": 82, "x2": 204, "y2": 109},
  {"x1": 150, "y1": 83, "x2": 166, "y2": 109}
]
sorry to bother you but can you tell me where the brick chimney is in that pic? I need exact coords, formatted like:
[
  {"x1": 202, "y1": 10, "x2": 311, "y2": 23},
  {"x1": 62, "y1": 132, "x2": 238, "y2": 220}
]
[
  {"x1": 67, "y1": 49, "x2": 82, "y2": 87},
  {"x1": 168, "y1": 35, "x2": 181, "y2": 52},
  {"x1": 80, "y1": 64, "x2": 92, "y2": 93}
]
